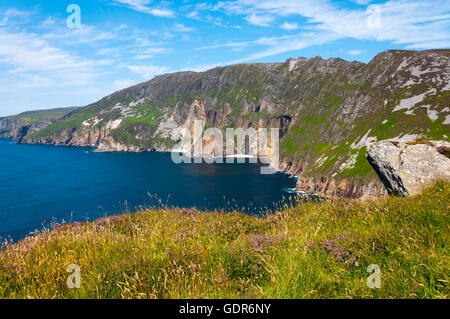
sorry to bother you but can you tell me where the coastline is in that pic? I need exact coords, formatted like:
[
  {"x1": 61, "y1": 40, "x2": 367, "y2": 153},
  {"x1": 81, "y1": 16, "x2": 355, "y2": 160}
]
[
  {"x1": 12, "y1": 137, "x2": 385, "y2": 199},
  {"x1": 0, "y1": 139, "x2": 303, "y2": 241}
]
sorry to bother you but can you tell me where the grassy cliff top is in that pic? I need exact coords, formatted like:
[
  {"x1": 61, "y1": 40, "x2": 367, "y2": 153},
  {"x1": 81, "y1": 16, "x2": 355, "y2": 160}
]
[
  {"x1": 6, "y1": 107, "x2": 81, "y2": 125},
  {"x1": 0, "y1": 182, "x2": 448, "y2": 299}
]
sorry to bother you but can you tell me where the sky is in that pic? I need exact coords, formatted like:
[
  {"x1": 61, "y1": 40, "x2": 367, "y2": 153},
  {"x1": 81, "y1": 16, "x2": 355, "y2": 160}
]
[{"x1": 0, "y1": 0, "x2": 449, "y2": 116}]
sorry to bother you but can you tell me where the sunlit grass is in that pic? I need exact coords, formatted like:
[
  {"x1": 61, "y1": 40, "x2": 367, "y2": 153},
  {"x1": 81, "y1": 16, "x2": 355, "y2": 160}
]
[{"x1": 0, "y1": 182, "x2": 448, "y2": 299}]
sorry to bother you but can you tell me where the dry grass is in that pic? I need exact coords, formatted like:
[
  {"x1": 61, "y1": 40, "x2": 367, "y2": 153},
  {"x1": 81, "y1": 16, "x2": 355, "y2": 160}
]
[{"x1": 0, "y1": 182, "x2": 448, "y2": 299}]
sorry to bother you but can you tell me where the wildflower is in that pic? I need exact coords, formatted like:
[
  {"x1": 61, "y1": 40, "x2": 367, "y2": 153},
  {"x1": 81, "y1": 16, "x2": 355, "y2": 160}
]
[{"x1": 182, "y1": 208, "x2": 194, "y2": 215}]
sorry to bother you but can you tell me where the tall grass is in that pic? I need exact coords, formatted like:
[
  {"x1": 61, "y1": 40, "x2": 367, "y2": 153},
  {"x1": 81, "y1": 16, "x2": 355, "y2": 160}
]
[{"x1": 0, "y1": 182, "x2": 448, "y2": 299}]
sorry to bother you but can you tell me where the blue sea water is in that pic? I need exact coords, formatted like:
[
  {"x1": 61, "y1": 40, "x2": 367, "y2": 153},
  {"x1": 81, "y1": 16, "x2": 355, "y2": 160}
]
[{"x1": 0, "y1": 139, "x2": 297, "y2": 241}]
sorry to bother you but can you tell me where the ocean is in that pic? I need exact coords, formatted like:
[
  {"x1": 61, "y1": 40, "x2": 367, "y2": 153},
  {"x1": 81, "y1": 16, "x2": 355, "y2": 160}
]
[{"x1": 0, "y1": 139, "x2": 298, "y2": 241}]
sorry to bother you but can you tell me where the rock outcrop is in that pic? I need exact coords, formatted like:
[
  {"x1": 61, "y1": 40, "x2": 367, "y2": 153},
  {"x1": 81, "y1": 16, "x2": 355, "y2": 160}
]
[
  {"x1": 0, "y1": 107, "x2": 80, "y2": 141},
  {"x1": 0, "y1": 119, "x2": 55, "y2": 141},
  {"x1": 367, "y1": 141, "x2": 450, "y2": 196},
  {"x1": 295, "y1": 176, "x2": 387, "y2": 199},
  {"x1": 0, "y1": 118, "x2": 21, "y2": 139}
]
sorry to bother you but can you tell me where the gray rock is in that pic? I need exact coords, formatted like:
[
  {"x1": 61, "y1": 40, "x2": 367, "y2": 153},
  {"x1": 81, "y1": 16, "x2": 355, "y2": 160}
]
[{"x1": 367, "y1": 140, "x2": 450, "y2": 196}]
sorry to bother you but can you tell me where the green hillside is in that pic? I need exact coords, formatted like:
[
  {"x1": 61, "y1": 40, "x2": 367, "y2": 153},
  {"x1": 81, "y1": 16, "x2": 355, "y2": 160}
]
[
  {"x1": 8, "y1": 107, "x2": 81, "y2": 125},
  {"x1": 14, "y1": 49, "x2": 450, "y2": 197}
]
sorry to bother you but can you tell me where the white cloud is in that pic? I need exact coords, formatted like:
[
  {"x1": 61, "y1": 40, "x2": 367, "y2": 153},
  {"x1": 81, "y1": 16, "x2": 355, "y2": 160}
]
[
  {"x1": 97, "y1": 47, "x2": 122, "y2": 56},
  {"x1": 187, "y1": 11, "x2": 199, "y2": 19},
  {"x1": 211, "y1": 0, "x2": 450, "y2": 61},
  {"x1": 4, "y1": 8, "x2": 26, "y2": 16},
  {"x1": 227, "y1": 31, "x2": 342, "y2": 64},
  {"x1": 353, "y1": 0, "x2": 373, "y2": 4},
  {"x1": 0, "y1": 28, "x2": 98, "y2": 87},
  {"x1": 280, "y1": 22, "x2": 299, "y2": 30},
  {"x1": 133, "y1": 47, "x2": 168, "y2": 59},
  {"x1": 348, "y1": 50, "x2": 364, "y2": 55},
  {"x1": 42, "y1": 16, "x2": 58, "y2": 26},
  {"x1": 2, "y1": 7, "x2": 33, "y2": 18},
  {"x1": 172, "y1": 23, "x2": 194, "y2": 32},
  {"x1": 407, "y1": 40, "x2": 450, "y2": 49},
  {"x1": 42, "y1": 24, "x2": 117, "y2": 44},
  {"x1": 126, "y1": 64, "x2": 169, "y2": 79},
  {"x1": 150, "y1": 8, "x2": 175, "y2": 17},
  {"x1": 0, "y1": 7, "x2": 34, "y2": 26},
  {"x1": 114, "y1": 24, "x2": 128, "y2": 31},
  {"x1": 113, "y1": 79, "x2": 138, "y2": 90},
  {"x1": 0, "y1": 21, "x2": 117, "y2": 115},
  {"x1": 112, "y1": 0, "x2": 175, "y2": 17},
  {"x1": 192, "y1": 34, "x2": 295, "y2": 51},
  {"x1": 1, "y1": 0, "x2": 448, "y2": 116},
  {"x1": 142, "y1": 47, "x2": 167, "y2": 54},
  {"x1": 0, "y1": 6, "x2": 176, "y2": 115},
  {"x1": 245, "y1": 14, "x2": 275, "y2": 26}
]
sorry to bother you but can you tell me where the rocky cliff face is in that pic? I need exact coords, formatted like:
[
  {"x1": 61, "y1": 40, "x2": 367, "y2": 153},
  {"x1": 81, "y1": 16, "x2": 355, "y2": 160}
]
[
  {"x1": 13, "y1": 49, "x2": 450, "y2": 198},
  {"x1": 0, "y1": 118, "x2": 21, "y2": 139},
  {"x1": 0, "y1": 107, "x2": 81, "y2": 141},
  {"x1": 0, "y1": 119, "x2": 56, "y2": 141},
  {"x1": 367, "y1": 140, "x2": 450, "y2": 196}
]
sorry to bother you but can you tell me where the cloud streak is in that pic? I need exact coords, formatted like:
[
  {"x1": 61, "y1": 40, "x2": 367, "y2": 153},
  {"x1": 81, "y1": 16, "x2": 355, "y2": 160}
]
[
  {"x1": 0, "y1": 0, "x2": 448, "y2": 116},
  {"x1": 112, "y1": 0, "x2": 174, "y2": 17},
  {"x1": 203, "y1": 0, "x2": 450, "y2": 63},
  {"x1": 218, "y1": 0, "x2": 450, "y2": 46},
  {"x1": 125, "y1": 64, "x2": 169, "y2": 79},
  {"x1": 0, "y1": 28, "x2": 98, "y2": 87}
]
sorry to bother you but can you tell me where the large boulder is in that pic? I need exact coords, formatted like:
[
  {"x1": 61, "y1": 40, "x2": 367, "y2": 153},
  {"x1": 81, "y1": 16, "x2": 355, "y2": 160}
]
[{"x1": 367, "y1": 140, "x2": 450, "y2": 196}]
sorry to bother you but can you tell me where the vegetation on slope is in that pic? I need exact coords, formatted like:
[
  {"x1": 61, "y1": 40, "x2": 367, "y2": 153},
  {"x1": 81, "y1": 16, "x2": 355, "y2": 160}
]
[
  {"x1": 0, "y1": 182, "x2": 448, "y2": 299},
  {"x1": 19, "y1": 50, "x2": 450, "y2": 190},
  {"x1": 7, "y1": 107, "x2": 81, "y2": 125}
]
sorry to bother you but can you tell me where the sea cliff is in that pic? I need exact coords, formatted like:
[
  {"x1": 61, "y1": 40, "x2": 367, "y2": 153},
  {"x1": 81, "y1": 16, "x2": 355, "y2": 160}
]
[{"x1": 3, "y1": 49, "x2": 449, "y2": 198}]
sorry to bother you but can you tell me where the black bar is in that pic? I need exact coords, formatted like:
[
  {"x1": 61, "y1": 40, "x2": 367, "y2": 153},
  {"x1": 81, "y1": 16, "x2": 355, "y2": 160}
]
[{"x1": 0, "y1": 299, "x2": 446, "y2": 317}]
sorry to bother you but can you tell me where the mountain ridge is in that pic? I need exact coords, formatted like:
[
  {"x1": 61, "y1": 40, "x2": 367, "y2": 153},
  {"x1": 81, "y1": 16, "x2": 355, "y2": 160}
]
[{"x1": 4, "y1": 49, "x2": 450, "y2": 198}]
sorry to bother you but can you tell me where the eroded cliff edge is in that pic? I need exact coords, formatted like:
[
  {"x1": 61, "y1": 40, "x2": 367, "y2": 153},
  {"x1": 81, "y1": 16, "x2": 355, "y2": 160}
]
[
  {"x1": 7, "y1": 49, "x2": 450, "y2": 199},
  {"x1": 0, "y1": 107, "x2": 80, "y2": 141}
]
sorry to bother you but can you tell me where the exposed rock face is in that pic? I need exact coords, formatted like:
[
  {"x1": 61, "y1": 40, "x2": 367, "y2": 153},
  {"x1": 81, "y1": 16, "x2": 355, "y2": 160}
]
[
  {"x1": 296, "y1": 176, "x2": 387, "y2": 199},
  {"x1": 0, "y1": 118, "x2": 21, "y2": 139},
  {"x1": 0, "y1": 119, "x2": 54, "y2": 141},
  {"x1": 8, "y1": 50, "x2": 450, "y2": 198},
  {"x1": 0, "y1": 107, "x2": 80, "y2": 141},
  {"x1": 278, "y1": 157, "x2": 387, "y2": 198},
  {"x1": 367, "y1": 141, "x2": 450, "y2": 196}
]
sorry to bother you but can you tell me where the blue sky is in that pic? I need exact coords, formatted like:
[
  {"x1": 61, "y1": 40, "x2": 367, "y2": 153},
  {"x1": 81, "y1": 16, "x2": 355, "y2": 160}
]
[{"x1": 0, "y1": 0, "x2": 449, "y2": 116}]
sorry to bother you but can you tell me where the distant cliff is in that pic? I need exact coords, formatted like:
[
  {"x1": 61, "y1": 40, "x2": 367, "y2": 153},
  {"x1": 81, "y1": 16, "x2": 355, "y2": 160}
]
[
  {"x1": 10, "y1": 49, "x2": 450, "y2": 198},
  {"x1": 0, "y1": 107, "x2": 81, "y2": 141}
]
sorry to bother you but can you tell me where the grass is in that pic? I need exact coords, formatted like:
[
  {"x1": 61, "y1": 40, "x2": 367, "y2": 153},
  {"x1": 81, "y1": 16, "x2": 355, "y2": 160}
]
[
  {"x1": 8, "y1": 107, "x2": 81, "y2": 125},
  {"x1": 0, "y1": 182, "x2": 448, "y2": 299},
  {"x1": 338, "y1": 147, "x2": 375, "y2": 178}
]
